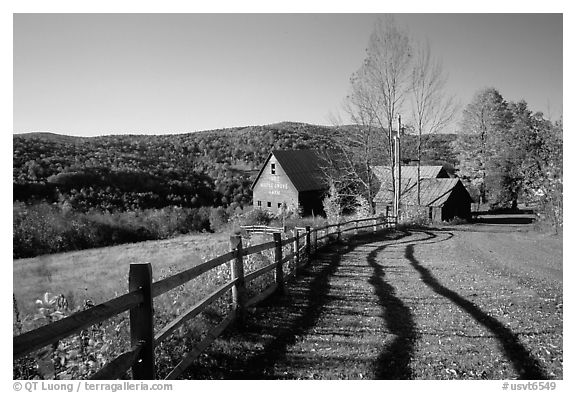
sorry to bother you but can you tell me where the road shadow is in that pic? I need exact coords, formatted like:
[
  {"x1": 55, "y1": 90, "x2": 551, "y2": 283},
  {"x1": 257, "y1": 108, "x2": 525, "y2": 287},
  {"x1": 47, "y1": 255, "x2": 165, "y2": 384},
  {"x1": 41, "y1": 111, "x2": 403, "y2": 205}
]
[
  {"x1": 474, "y1": 215, "x2": 535, "y2": 225},
  {"x1": 404, "y1": 231, "x2": 549, "y2": 380}
]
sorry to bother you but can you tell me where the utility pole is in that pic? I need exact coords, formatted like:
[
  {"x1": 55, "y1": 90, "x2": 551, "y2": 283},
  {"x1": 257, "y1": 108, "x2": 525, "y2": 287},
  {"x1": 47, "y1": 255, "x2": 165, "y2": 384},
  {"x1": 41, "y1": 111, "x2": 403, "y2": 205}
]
[{"x1": 394, "y1": 115, "x2": 402, "y2": 219}]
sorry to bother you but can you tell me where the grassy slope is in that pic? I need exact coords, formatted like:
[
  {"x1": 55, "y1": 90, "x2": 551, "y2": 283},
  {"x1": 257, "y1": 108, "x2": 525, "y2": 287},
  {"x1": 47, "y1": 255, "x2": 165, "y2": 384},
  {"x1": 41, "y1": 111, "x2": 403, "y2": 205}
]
[{"x1": 13, "y1": 233, "x2": 230, "y2": 316}]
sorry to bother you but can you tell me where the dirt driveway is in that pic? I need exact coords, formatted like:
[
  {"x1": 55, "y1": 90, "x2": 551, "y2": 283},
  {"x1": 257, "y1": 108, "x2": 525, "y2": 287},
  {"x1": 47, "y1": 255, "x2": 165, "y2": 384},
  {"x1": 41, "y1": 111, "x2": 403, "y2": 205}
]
[{"x1": 188, "y1": 215, "x2": 563, "y2": 380}]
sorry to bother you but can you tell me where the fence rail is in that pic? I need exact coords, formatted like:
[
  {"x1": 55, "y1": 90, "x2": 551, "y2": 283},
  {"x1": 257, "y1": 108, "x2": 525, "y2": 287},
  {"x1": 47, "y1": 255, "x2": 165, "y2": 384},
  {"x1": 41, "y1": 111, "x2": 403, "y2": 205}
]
[{"x1": 13, "y1": 214, "x2": 395, "y2": 380}]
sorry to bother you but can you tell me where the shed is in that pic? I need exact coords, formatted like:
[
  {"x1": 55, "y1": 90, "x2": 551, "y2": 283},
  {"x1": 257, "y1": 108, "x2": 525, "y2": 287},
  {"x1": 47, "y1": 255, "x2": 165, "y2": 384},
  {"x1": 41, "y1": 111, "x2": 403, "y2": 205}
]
[
  {"x1": 251, "y1": 150, "x2": 328, "y2": 215},
  {"x1": 372, "y1": 166, "x2": 472, "y2": 222}
]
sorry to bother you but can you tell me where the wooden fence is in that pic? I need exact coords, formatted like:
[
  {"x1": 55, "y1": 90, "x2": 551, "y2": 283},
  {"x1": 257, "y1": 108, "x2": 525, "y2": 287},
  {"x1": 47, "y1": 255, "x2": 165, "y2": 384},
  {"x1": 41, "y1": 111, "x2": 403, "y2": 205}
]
[
  {"x1": 240, "y1": 225, "x2": 286, "y2": 234},
  {"x1": 13, "y1": 215, "x2": 395, "y2": 380}
]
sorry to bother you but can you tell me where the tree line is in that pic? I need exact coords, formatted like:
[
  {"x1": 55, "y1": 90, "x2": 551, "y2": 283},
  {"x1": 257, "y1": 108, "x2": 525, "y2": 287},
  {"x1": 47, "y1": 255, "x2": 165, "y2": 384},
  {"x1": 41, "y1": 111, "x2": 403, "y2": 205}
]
[
  {"x1": 455, "y1": 88, "x2": 562, "y2": 227},
  {"x1": 13, "y1": 122, "x2": 461, "y2": 258}
]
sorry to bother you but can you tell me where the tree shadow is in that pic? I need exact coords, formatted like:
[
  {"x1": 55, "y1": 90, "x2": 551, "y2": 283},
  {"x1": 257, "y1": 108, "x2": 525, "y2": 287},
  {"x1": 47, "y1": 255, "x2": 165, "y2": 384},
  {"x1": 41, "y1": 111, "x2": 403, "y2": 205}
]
[
  {"x1": 362, "y1": 229, "x2": 456, "y2": 378},
  {"x1": 364, "y1": 233, "x2": 421, "y2": 378},
  {"x1": 404, "y1": 232, "x2": 549, "y2": 380}
]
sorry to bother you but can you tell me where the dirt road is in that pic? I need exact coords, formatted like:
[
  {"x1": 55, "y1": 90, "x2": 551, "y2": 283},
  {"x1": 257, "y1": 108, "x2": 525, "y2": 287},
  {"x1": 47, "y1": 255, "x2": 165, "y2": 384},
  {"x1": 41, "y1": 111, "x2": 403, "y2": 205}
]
[{"x1": 188, "y1": 216, "x2": 563, "y2": 379}]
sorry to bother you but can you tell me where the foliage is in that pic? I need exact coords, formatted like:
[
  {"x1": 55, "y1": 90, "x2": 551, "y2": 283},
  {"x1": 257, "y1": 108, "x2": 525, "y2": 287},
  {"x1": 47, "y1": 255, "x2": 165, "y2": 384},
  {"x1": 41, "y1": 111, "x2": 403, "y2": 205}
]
[
  {"x1": 322, "y1": 182, "x2": 343, "y2": 224},
  {"x1": 13, "y1": 202, "x2": 215, "y2": 259},
  {"x1": 353, "y1": 195, "x2": 373, "y2": 219},
  {"x1": 209, "y1": 207, "x2": 230, "y2": 232},
  {"x1": 456, "y1": 87, "x2": 512, "y2": 205},
  {"x1": 398, "y1": 205, "x2": 430, "y2": 227},
  {"x1": 232, "y1": 208, "x2": 277, "y2": 227},
  {"x1": 13, "y1": 123, "x2": 337, "y2": 212},
  {"x1": 14, "y1": 121, "x2": 461, "y2": 258},
  {"x1": 456, "y1": 90, "x2": 562, "y2": 230}
]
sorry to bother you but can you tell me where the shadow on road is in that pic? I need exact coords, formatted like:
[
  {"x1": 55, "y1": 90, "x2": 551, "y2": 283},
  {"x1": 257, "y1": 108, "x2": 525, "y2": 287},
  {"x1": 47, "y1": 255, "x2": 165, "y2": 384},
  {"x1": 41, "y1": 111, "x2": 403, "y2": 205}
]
[
  {"x1": 186, "y1": 242, "x2": 351, "y2": 379},
  {"x1": 474, "y1": 216, "x2": 535, "y2": 225},
  {"x1": 404, "y1": 231, "x2": 549, "y2": 380}
]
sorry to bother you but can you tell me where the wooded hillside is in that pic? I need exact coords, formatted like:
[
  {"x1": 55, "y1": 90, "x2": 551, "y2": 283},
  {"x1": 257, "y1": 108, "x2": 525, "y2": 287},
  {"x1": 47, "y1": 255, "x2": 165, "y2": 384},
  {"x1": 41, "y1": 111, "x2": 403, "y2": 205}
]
[{"x1": 13, "y1": 122, "x2": 459, "y2": 212}]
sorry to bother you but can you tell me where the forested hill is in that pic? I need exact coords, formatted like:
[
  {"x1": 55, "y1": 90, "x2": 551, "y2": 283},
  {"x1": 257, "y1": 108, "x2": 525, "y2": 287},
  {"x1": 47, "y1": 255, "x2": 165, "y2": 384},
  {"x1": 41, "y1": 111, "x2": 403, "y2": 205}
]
[{"x1": 13, "y1": 122, "x2": 459, "y2": 212}]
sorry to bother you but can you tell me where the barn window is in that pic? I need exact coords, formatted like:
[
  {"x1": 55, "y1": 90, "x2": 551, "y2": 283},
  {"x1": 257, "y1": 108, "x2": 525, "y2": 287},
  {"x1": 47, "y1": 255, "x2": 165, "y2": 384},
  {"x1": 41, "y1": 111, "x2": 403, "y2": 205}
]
[
  {"x1": 271, "y1": 163, "x2": 276, "y2": 174},
  {"x1": 267, "y1": 201, "x2": 272, "y2": 208},
  {"x1": 257, "y1": 200, "x2": 262, "y2": 207},
  {"x1": 278, "y1": 203, "x2": 282, "y2": 208}
]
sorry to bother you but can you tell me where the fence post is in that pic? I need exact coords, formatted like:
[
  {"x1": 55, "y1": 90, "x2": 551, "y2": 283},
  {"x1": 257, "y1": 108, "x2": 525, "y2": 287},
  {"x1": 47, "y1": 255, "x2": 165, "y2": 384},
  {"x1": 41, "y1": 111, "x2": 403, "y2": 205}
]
[
  {"x1": 305, "y1": 226, "x2": 311, "y2": 260},
  {"x1": 273, "y1": 232, "x2": 284, "y2": 293},
  {"x1": 293, "y1": 229, "x2": 300, "y2": 271},
  {"x1": 129, "y1": 263, "x2": 155, "y2": 380},
  {"x1": 229, "y1": 235, "x2": 246, "y2": 324},
  {"x1": 313, "y1": 228, "x2": 318, "y2": 253},
  {"x1": 373, "y1": 218, "x2": 377, "y2": 233},
  {"x1": 354, "y1": 220, "x2": 358, "y2": 235}
]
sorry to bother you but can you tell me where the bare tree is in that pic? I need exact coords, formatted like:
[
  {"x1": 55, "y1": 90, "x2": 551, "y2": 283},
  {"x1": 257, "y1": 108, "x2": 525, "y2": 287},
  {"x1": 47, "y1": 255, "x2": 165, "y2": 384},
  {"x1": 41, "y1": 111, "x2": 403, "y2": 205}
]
[
  {"x1": 409, "y1": 41, "x2": 458, "y2": 204},
  {"x1": 344, "y1": 16, "x2": 413, "y2": 206},
  {"x1": 325, "y1": 102, "x2": 382, "y2": 214}
]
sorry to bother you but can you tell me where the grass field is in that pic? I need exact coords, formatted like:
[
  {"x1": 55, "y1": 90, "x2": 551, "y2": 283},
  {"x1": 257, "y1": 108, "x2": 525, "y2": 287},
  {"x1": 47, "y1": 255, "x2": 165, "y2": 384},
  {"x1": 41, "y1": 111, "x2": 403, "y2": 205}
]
[{"x1": 13, "y1": 232, "x2": 231, "y2": 316}]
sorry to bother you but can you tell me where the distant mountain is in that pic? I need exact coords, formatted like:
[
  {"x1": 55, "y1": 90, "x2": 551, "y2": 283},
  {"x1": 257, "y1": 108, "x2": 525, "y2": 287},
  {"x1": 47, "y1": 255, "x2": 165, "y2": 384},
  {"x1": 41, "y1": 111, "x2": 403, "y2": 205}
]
[
  {"x1": 15, "y1": 132, "x2": 88, "y2": 145},
  {"x1": 13, "y1": 122, "x2": 460, "y2": 211}
]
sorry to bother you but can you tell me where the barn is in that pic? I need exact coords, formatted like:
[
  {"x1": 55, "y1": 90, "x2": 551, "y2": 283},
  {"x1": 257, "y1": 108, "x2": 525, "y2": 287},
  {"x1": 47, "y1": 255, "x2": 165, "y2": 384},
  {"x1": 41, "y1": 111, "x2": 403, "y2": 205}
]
[
  {"x1": 251, "y1": 150, "x2": 328, "y2": 216},
  {"x1": 372, "y1": 165, "x2": 472, "y2": 222}
]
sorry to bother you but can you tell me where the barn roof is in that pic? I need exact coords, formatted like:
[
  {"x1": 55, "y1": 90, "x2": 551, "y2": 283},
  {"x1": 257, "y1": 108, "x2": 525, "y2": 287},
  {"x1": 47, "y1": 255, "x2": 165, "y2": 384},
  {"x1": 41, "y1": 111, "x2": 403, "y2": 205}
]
[
  {"x1": 372, "y1": 165, "x2": 448, "y2": 180},
  {"x1": 374, "y1": 177, "x2": 471, "y2": 207},
  {"x1": 252, "y1": 149, "x2": 329, "y2": 192}
]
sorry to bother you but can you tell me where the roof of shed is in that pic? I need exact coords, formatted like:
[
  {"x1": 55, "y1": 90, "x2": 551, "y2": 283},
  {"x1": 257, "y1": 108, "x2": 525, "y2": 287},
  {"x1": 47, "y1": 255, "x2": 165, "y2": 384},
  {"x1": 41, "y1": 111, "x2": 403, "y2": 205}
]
[
  {"x1": 252, "y1": 149, "x2": 329, "y2": 192},
  {"x1": 372, "y1": 165, "x2": 448, "y2": 180},
  {"x1": 374, "y1": 177, "x2": 471, "y2": 207}
]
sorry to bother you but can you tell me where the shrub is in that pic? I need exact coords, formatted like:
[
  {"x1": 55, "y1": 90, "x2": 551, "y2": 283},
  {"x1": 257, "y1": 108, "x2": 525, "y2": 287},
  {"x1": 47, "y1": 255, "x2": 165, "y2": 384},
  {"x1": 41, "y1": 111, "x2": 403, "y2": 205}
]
[
  {"x1": 398, "y1": 205, "x2": 430, "y2": 227},
  {"x1": 209, "y1": 207, "x2": 229, "y2": 232},
  {"x1": 13, "y1": 202, "x2": 222, "y2": 259},
  {"x1": 322, "y1": 182, "x2": 342, "y2": 224},
  {"x1": 233, "y1": 208, "x2": 276, "y2": 227}
]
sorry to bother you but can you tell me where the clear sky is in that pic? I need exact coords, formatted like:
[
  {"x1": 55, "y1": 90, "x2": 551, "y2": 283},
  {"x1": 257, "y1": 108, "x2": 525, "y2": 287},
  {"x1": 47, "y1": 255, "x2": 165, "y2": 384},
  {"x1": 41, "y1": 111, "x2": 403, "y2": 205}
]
[{"x1": 13, "y1": 13, "x2": 563, "y2": 136}]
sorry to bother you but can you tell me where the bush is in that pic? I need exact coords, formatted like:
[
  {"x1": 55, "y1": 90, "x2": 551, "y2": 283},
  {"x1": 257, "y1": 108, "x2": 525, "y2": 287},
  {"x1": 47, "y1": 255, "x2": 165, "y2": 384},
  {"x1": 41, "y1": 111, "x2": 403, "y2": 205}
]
[
  {"x1": 233, "y1": 208, "x2": 276, "y2": 227},
  {"x1": 209, "y1": 207, "x2": 229, "y2": 232},
  {"x1": 398, "y1": 205, "x2": 430, "y2": 227},
  {"x1": 13, "y1": 202, "x2": 220, "y2": 259},
  {"x1": 323, "y1": 182, "x2": 342, "y2": 224}
]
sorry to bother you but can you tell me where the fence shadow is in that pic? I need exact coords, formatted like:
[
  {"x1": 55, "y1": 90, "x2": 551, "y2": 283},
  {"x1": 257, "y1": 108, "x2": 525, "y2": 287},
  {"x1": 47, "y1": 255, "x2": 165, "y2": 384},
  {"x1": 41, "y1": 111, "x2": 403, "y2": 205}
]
[
  {"x1": 404, "y1": 231, "x2": 549, "y2": 380},
  {"x1": 186, "y1": 242, "x2": 350, "y2": 379}
]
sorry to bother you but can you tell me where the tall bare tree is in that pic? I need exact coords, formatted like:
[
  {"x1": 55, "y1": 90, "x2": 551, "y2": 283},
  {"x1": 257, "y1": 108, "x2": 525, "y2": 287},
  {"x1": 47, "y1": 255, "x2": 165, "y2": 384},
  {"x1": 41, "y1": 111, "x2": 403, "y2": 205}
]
[
  {"x1": 409, "y1": 41, "x2": 458, "y2": 204},
  {"x1": 345, "y1": 16, "x2": 413, "y2": 205}
]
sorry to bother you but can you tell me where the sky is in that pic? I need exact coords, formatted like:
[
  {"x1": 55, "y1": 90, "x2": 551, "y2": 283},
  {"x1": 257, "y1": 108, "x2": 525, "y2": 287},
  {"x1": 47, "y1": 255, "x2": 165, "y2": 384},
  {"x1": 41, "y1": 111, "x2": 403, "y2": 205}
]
[{"x1": 13, "y1": 13, "x2": 563, "y2": 136}]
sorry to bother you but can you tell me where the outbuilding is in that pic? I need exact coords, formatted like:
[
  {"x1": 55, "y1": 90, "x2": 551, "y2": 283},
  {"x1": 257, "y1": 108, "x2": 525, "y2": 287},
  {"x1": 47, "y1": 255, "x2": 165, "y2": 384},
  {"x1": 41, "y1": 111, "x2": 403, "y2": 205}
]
[
  {"x1": 372, "y1": 165, "x2": 472, "y2": 222},
  {"x1": 251, "y1": 150, "x2": 328, "y2": 216}
]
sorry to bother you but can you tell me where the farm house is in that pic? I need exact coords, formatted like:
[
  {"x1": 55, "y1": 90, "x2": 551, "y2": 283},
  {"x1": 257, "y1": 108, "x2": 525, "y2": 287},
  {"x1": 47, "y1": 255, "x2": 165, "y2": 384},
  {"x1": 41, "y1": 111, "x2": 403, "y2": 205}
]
[
  {"x1": 251, "y1": 150, "x2": 329, "y2": 216},
  {"x1": 372, "y1": 165, "x2": 472, "y2": 222}
]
